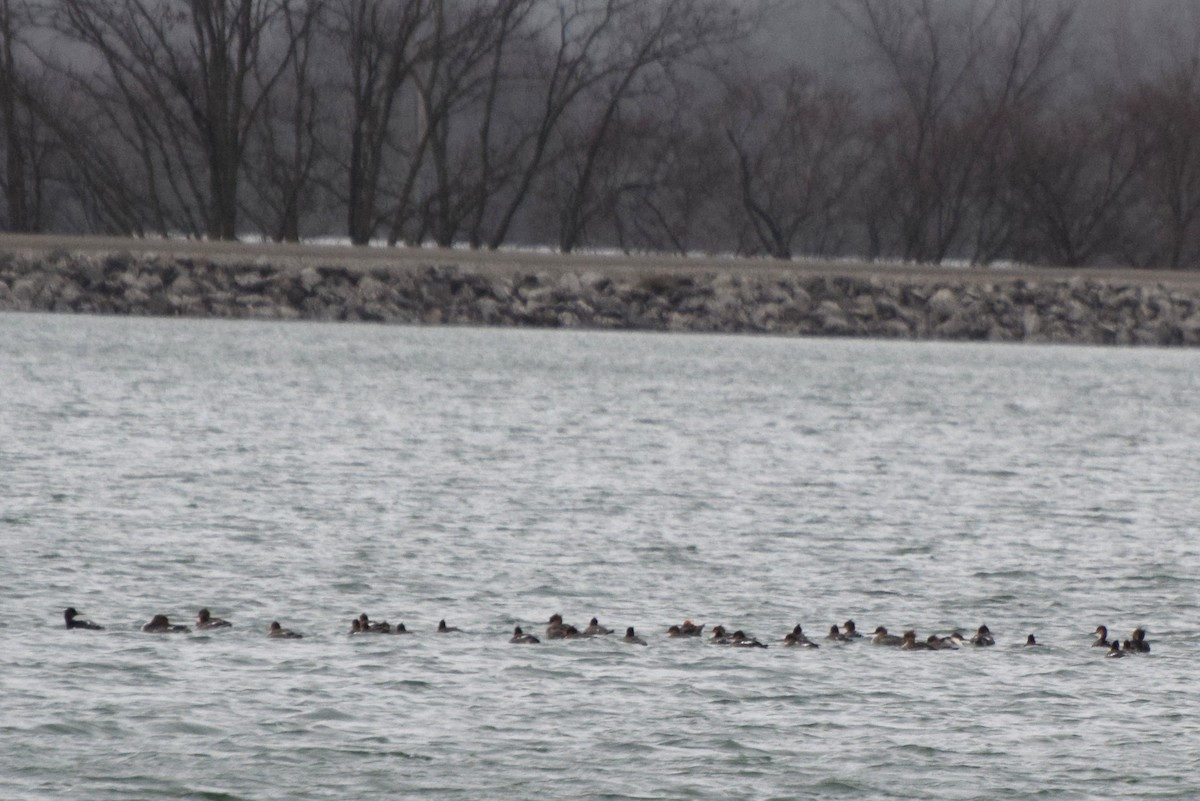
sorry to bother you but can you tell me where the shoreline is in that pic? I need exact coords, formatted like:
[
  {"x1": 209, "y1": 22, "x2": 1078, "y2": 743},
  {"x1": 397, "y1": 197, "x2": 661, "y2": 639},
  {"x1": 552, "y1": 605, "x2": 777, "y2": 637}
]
[{"x1": 2, "y1": 234, "x2": 1199, "y2": 346}]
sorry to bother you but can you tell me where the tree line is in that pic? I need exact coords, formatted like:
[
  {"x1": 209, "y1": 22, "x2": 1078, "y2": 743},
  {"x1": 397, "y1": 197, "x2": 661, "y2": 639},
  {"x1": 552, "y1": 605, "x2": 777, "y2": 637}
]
[{"x1": 2, "y1": 0, "x2": 1200, "y2": 269}]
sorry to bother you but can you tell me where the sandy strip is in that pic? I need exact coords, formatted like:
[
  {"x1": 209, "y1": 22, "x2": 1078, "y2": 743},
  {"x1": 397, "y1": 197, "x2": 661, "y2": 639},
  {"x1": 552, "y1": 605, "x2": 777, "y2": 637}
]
[{"x1": 3, "y1": 233, "x2": 1200, "y2": 288}]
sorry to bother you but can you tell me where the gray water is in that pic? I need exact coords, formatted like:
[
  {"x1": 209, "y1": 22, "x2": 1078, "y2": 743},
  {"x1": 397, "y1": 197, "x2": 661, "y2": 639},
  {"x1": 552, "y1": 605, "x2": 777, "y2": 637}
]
[{"x1": 2, "y1": 313, "x2": 1198, "y2": 800}]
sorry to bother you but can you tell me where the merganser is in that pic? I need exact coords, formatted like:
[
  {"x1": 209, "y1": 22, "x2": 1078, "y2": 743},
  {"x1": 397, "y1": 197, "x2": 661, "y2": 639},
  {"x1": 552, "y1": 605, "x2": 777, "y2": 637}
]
[
  {"x1": 510, "y1": 626, "x2": 539, "y2": 644},
  {"x1": 142, "y1": 614, "x2": 190, "y2": 633},
  {"x1": 872, "y1": 626, "x2": 903, "y2": 646},
  {"x1": 783, "y1": 625, "x2": 818, "y2": 648},
  {"x1": 64, "y1": 608, "x2": 103, "y2": 630},
  {"x1": 971, "y1": 625, "x2": 995, "y2": 646},
  {"x1": 268, "y1": 621, "x2": 303, "y2": 638},
  {"x1": 196, "y1": 608, "x2": 232, "y2": 629}
]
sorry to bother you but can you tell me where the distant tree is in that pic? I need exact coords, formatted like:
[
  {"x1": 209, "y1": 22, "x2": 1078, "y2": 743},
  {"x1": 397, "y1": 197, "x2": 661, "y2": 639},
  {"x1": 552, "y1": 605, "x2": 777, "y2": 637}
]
[
  {"x1": 1008, "y1": 104, "x2": 1143, "y2": 267},
  {"x1": 604, "y1": 86, "x2": 730, "y2": 256},
  {"x1": 0, "y1": 0, "x2": 38, "y2": 231},
  {"x1": 324, "y1": 0, "x2": 431, "y2": 246},
  {"x1": 241, "y1": 0, "x2": 326, "y2": 242},
  {"x1": 47, "y1": 0, "x2": 307, "y2": 240},
  {"x1": 840, "y1": 0, "x2": 1075, "y2": 263},
  {"x1": 722, "y1": 67, "x2": 868, "y2": 259},
  {"x1": 551, "y1": 0, "x2": 750, "y2": 253},
  {"x1": 1125, "y1": 64, "x2": 1200, "y2": 267},
  {"x1": 396, "y1": 0, "x2": 536, "y2": 248}
]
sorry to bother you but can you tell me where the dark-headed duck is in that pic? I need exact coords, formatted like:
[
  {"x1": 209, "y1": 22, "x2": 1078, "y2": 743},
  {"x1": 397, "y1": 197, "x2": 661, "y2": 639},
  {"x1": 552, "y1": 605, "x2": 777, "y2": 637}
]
[
  {"x1": 1092, "y1": 625, "x2": 1110, "y2": 647},
  {"x1": 842, "y1": 620, "x2": 864, "y2": 639},
  {"x1": 268, "y1": 621, "x2": 303, "y2": 639},
  {"x1": 196, "y1": 608, "x2": 232, "y2": 630},
  {"x1": 971, "y1": 625, "x2": 995, "y2": 646},
  {"x1": 927, "y1": 634, "x2": 957, "y2": 650},
  {"x1": 546, "y1": 614, "x2": 585, "y2": 639},
  {"x1": 1024, "y1": 634, "x2": 1040, "y2": 647},
  {"x1": 142, "y1": 614, "x2": 190, "y2": 633},
  {"x1": 872, "y1": 626, "x2": 903, "y2": 646},
  {"x1": 392, "y1": 623, "x2": 410, "y2": 634},
  {"x1": 901, "y1": 630, "x2": 933, "y2": 650},
  {"x1": 624, "y1": 627, "x2": 647, "y2": 646},
  {"x1": 583, "y1": 617, "x2": 613, "y2": 636},
  {"x1": 783, "y1": 625, "x2": 818, "y2": 648},
  {"x1": 510, "y1": 626, "x2": 539, "y2": 644},
  {"x1": 437, "y1": 619, "x2": 462, "y2": 634},
  {"x1": 680, "y1": 620, "x2": 705, "y2": 637},
  {"x1": 358, "y1": 613, "x2": 391, "y2": 634},
  {"x1": 1131, "y1": 628, "x2": 1150, "y2": 653},
  {"x1": 709, "y1": 625, "x2": 730, "y2": 643},
  {"x1": 64, "y1": 607, "x2": 103, "y2": 630},
  {"x1": 1106, "y1": 641, "x2": 1125, "y2": 658},
  {"x1": 728, "y1": 630, "x2": 768, "y2": 648},
  {"x1": 826, "y1": 624, "x2": 848, "y2": 642}
]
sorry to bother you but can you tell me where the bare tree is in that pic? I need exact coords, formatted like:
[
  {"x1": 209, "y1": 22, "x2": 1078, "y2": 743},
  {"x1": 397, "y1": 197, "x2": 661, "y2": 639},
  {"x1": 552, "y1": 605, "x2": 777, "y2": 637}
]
[
  {"x1": 324, "y1": 0, "x2": 430, "y2": 245},
  {"x1": 241, "y1": 0, "x2": 326, "y2": 242},
  {"x1": 605, "y1": 86, "x2": 730, "y2": 255},
  {"x1": 390, "y1": 0, "x2": 535, "y2": 248},
  {"x1": 48, "y1": 0, "x2": 305, "y2": 240},
  {"x1": 1008, "y1": 106, "x2": 1143, "y2": 266},
  {"x1": 722, "y1": 67, "x2": 868, "y2": 259},
  {"x1": 552, "y1": 0, "x2": 750, "y2": 253},
  {"x1": 840, "y1": 0, "x2": 1075, "y2": 263},
  {"x1": 1125, "y1": 63, "x2": 1200, "y2": 267},
  {"x1": 0, "y1": 0, "x2": 37, "y2": 230}
]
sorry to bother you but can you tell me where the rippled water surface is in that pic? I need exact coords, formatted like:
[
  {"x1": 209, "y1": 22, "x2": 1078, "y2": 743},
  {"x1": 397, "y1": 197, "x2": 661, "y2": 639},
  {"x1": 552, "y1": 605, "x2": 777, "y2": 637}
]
[{"x1": 3, "y1": 314, "x2": 1199, "y2": 800}]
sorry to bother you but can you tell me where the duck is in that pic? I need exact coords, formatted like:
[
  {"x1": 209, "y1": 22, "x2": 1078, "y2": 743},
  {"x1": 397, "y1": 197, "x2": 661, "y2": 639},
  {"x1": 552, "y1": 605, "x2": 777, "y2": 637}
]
[
  {"x1": 948, "y1": 631, "x2": 969, "y2": 647},
  {"x1": 1130, "y1": 628, "x2": 1151, "y2": 654},
  {"x1": 872, "y1": 626, "x2": 903, "y2": 646},
  {"x1": 437, "y1": 619, "x2": 462, "y2": 634},
  {"x1": 196, "y1": 608, "x2": 232, "y2": 630},
  {"x1": 901, "y1": 630, "x2": 933, "y2": 650},
  {"x1": 1106, "y1": 641, "x2": 1125, "y2": 658},
  {"x1": 63, "y1": 607, "x2": 103, "y2": 630},
  {"x1": 545, "y1": 614, "x2": 586, "y2": 639},
  {"x1": 142, "y1": 614, "x2": 190, "y2": 633},
  {"x1": 509, "y1": 626, "x2": 539, "y2": 644},
  {"x1": 392, "y1": 623, "x2": 410, "y2": 635},
  {"x1": 267, "y1": 621, "x2": 303, "y2": 639},
  {"x1": 709, "y1": 625, "x2": 730, "y2": 644},
  {"x1": 666, "y1": 625, "x2": 685, "y2": 637},
  {"x1": 1024, "y1": 634, "x2": 1041, "y2": 647},
  {"x1": 357, "y1": 613, "x2": 391, "y2": 634},
  {"x1": 680, "y1": 620, "x2": 705, "y2": 637},
  {"x1": 623, "y1": 627, "x2": 648, "y2": 646},
  {"x1": 826, "y1": 624, "x2": 849, "y2": 642},
  {"x1": 583, "y1": 617, "x2": 613, "y2": 636},
  {"x1": 782, "y1": 625, "x2": 818, "y2": 648},
  {"x1": 727, "y1": 630, "x2": 768, "y2": 648},
  {"x1": 842, "y1": 620, "x2": 864, "y2": 639},
  {"x1": 970, "y1": 625, "x2": 995, "y2": 646},
  {"x1": 926, "y1": 634, "x2": 958, "y2": 650},
  {"x1": 1092, "y1": 625, "x2": 1111, "y2": 647}
]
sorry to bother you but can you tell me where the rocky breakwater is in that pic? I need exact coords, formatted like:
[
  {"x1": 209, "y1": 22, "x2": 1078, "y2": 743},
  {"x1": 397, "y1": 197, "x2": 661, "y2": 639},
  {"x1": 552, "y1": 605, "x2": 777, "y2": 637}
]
[{"x1": 2, "y1": 247, "x2": 1200, "y2": 346}]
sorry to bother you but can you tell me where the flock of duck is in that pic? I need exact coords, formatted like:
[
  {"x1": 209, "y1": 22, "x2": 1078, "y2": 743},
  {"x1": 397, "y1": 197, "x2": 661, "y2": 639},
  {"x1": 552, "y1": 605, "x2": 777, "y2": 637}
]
[{"x1": 62, "y1": 608, "x2": 1152, "y2": 656}]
